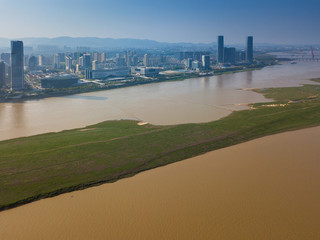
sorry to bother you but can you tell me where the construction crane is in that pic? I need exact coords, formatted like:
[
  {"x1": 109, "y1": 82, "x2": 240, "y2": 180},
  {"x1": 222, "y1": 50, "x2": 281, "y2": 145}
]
[{"x1": 311, "y1": 47, "x2": 315, "y2": 59}]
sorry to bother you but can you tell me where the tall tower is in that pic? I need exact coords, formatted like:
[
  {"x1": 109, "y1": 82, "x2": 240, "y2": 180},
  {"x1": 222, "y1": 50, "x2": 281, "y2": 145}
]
[
  {"x1": 202, "y1": 55, "x2": 210, "y2": 70},
  {"x1": 246, "y1": 36, "x2": 253, "y2": 63},
  {"x1": 143, "y1": 54, "x2": 149, "y2": 67},
  {"x1": 65, "y1": 56, "x2": 73, "y2": 71},
  {"x1": 0, "y1": 61, "x2": 5, "y2": 88},
  {"x1": 217, "y1": 36, "x2": 224, "y2": 63},
  {"x1": 38, "y1": 55, "x2": 44, "y2": 66},
  {"x1": 10, "y1": 41, "x2": 24, "y2": 90},
  {"x1": 100, "y1": 52, "x2": 106, "y2": 63},
  {"x1": 83, "y1": 54, "x2": 92, "y2": 69}
]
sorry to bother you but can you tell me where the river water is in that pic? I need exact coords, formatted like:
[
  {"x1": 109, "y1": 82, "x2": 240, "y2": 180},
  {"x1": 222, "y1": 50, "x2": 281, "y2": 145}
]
[
  {"x1": 1, "y1": 61, "x2": 320, "y2": 239},
  {"x1": 1, "y1": 127, "x2": 319, "y2": 240},
  {"x1": 1, "y1": 62, "x2": 320, "y2": 141}
]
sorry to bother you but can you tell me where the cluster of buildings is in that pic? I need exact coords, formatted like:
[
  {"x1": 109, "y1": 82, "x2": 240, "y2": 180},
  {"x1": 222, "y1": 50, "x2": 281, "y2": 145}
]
[
  {"x1": 0, "y1": 36, "x2": 255, "y2": 91},
  {"x1": 0, "y1": 41, "x2": 24, "y2": 90},
  {"x1": 217, "y1": 36, "x2": 253, "y2": 64}
]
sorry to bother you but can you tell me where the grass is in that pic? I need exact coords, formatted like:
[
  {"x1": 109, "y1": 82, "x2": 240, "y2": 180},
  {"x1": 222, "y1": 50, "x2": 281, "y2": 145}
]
[{"x1": 0, "y1": 82, "x2": 320, "y2": 211}]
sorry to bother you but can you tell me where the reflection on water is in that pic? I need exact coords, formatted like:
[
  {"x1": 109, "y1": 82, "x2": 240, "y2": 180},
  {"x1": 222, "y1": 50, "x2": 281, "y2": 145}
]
[
  {"x1": 12, "y1": 104, "x2": 24, "y2": 128},
  {"x1": 1, "y1": 127, "x2": 319, "y2": 240},
  {"x1": 216, "y1": 74, "x2": 224, "y2": 88},
  {"x1": 63, "y1": 95, "x2": 108, "y2": 101},
  {"x1": 0, "y1": 62, "x2": 320, "y2": 141},
  {"x1": 246, "y1": 70, "x2": 253, "y2": 84},
  {"x1": 201, "y1": 77, "x2": 210, "y2": 89}
]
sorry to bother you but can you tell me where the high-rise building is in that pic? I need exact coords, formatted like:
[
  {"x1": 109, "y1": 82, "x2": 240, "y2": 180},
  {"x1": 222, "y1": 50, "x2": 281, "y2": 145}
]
[
  {"x1": 38, "y1": 55, "x2": 45, "y2": 66},
  {"x1": 246, "y1": 36, "x2": 253, "y2": 63},
  {"x1": 1, "y1": 53, "x2": 10, "y2": 65},
  {"x1": 10, "y1": 41, "x2": 24, "y2": 90},
  {"x1": 186, "y1": 58, "x2": 193, "y2": 69},
  {"x1": 202, "y1": 55, "x2": 210, "y2": 70},
  {"x1": 0, "y1": 61, "x2": 5, "y2": 88},
  {"x1": 92, "y1": 60, "x2": 98, "y2": 70},
  {"x1": 224, "y1": 47, "x2": 236, "y2": 63},
  {"x1": 28, "y1": 56, "x2": 37, "y2": 69},
  {"x1": 132, "y1": 56, "x2": 138, "y2": 66},
  {"x1": 79, "y1": 56, "x2": 84, "y2": 67},
  {"x1": 125, "y1": 54, "x2": 131, "y2": 67},
  {"x1": 83, "y1": 54, "x2": 92, "y2": 69},
  {"x1": 93, "y1": 52, "x2": 100, "y2": 62},
  {"x1": 53, "y1": 54, "x2": 60, "y2": 68},
  {"x1": 192, "y1": 60, "x2": 201, "y2": 71},
  {"x1": 100, "y1": 52, "x2": 106, "y2": 63},
  {"x1": 58, "y1": 53, "x2": 65, "y2": 63},
  {"x1": 217, "y1": 36, "x2": 224, "y2": 63},
  {"x1": 143, "y1": 54, "x2": 149, "y2": 67},
  {"x1": 65, "y1": 56, "x2": 72, "y2": 71},
  {"x1": 237, "y1": 51, "x2": 246, "y2": 61},
  {"x1": 115, "y1": 55, "x2": 125, "y2": 67}
]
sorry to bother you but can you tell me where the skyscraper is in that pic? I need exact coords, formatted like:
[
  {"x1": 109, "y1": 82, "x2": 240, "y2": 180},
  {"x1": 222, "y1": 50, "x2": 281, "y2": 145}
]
[
  {"x1": 83, "y1": 54, "x2": 92, "y2": 69},
  {"x1": 53, "y1": 54, "x2": 60, "y2": 68},
  {"x1": 93, "y1": 52, "x2": 100, "y2": 62},
  {"x1": 0, "y1": 61, "x2": 5, "y2": 88},
  {"x1": 223, "y1": 47, "x2": 236, "y2": 63},
  {"x1": 28, "y1": 56, "x2": 37, "y2": 69},
  {"x1": 92, "y1": 60, "x2": 98, "y2": 70},
  {"x1": 1, "y1": 53, "x2": 10, "y2": 65},
  {"x1": 246, "y1": 36, "x2": 253, "y2": 63},
  {"x1": 186, "y1": 58, "x2": 193, "y2": 69},
  {"x1": 38, "y1": 55, "x2": 44, "y2": 66},
  {"x1": 65, "y1": 56, "x2": 72, "y2": 71},
  {"x1": 100, "y1": 52, "x2": 106, "y2": 63},
  {"x1": 143, "y1": 54, "x2": 149, "y2": 67},
  {"x1": 10, "y1": 41, "x2": 24, "y2": 90},
  {"x1": 202, "y1": 55, "x2": 210, "y2": 70},
  {"x1": 217, "y1": 36, "x2": 224, "y2": 63}
]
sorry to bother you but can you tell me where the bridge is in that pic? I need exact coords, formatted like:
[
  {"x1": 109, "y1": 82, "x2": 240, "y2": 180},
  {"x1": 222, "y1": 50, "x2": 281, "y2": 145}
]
[
  {"x1": 291, "y1": 57, "x2": 320, "y2": 62},
  {"x1": 288, "y1": 47, "x2": 320, "y2": 62}
]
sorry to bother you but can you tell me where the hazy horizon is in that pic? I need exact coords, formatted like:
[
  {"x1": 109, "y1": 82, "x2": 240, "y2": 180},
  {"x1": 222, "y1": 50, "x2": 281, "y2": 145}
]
[{"x1": 1, "y1": 0, "x2": 319, "y2": 45}]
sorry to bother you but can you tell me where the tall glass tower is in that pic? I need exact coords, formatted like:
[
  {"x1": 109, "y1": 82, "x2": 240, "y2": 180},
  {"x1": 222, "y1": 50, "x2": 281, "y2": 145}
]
[
  {"x1": 11, "y1": 41, "x2": 24, "y2": 90},
  {"x1": 0, "y1": 61, "x2": 5, "y2": 88},
  {"x1": 246, "y1": 36, "x2": 253, "y2": 63},
  {"x1": 217, "y1": 36, "x2": 224, "y2": 63}
]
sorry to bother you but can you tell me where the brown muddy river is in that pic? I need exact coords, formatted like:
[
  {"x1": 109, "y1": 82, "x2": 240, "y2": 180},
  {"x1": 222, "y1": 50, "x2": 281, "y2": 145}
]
[
  {"x1": 1, "y1": 62, "x2": 320, "y2": 141},
  {"x1": 0, "y1": 62, "x2": 320, "y2": 239},
  {"x1": 1, "y1": 127, "x2": 319, "y2": 240}
]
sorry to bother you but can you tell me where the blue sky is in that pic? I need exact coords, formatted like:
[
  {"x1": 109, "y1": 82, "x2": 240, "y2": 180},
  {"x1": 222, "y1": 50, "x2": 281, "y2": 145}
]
[{"x1": 0, "y1": 0, "x2": 319, "y2": 44}]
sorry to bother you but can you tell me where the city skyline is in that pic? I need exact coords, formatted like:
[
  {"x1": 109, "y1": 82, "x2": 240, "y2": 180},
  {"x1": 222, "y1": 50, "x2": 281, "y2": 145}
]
[{"x1": 0, "y1": 0, "x2": 319, "y2": 44}]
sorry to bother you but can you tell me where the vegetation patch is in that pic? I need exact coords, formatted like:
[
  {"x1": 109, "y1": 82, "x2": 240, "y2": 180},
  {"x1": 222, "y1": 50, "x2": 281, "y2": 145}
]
[{"x1": 0, "y1": 82, "x2": 320, "y2": 211}]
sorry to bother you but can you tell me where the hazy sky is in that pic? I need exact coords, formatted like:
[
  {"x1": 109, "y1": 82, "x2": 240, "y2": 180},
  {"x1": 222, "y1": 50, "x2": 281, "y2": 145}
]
[{"x1": 0, "y1": 0, "x2": 319, "y2": 44}]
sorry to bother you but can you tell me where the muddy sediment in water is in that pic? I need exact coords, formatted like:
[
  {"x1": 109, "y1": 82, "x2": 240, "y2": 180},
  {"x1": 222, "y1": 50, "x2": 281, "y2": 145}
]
[{"x1": 0, "y1": 127, "x2": 319, "y2": 240}]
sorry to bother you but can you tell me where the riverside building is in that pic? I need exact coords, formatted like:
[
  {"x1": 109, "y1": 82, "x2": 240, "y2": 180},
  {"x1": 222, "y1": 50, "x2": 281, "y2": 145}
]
[{"x1": 10, "y1": 41, "x2": 24, "y2": 90}]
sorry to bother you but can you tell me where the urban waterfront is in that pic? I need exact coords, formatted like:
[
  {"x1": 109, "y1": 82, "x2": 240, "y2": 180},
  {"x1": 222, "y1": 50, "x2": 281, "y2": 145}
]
[
  {"x1": 1, "y1": 61, "x2": 320, "y2": 141},
  {"x1": 1, "y1": 0, "x2": 320, "y2": 238}
]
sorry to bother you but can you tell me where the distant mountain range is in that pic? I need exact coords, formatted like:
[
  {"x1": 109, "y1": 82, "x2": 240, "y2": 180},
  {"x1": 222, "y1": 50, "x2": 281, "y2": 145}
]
[
  {"x1": 0, "y1": 37, "x2": 217, "y2": 50},
  {"x1": 0, "y1": 37, "x2": 309, "y2": 51}
]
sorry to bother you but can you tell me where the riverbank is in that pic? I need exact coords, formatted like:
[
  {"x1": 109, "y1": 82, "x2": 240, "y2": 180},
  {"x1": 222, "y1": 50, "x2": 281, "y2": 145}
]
[
  {"x1": 0, "y1": 64, "x2": 270, "y2": 103},
  {"x1": 1, "y1": 126, "x2": 319, "y2": 240},
  {"x1": 0, "y1": 79, "x2": 319, "y2": 211}
]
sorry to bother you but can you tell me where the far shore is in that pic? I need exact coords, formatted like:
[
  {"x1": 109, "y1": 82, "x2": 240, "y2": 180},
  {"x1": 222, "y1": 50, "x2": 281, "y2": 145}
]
[{"x1": 0, "y1": 64, "x2": 270, "y2": 103}]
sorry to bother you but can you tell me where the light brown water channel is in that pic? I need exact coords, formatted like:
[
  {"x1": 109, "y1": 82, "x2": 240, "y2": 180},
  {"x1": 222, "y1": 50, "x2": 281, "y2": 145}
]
[
  {"x1": 1, "y1": 62, "x2": 320, "y2": 239},
  {"x1": 1, "y1": 62, "x2": 320, "y2": 141},
  {"x1": 1, "y1": 127, "x2": 319, "y2": 240}
]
